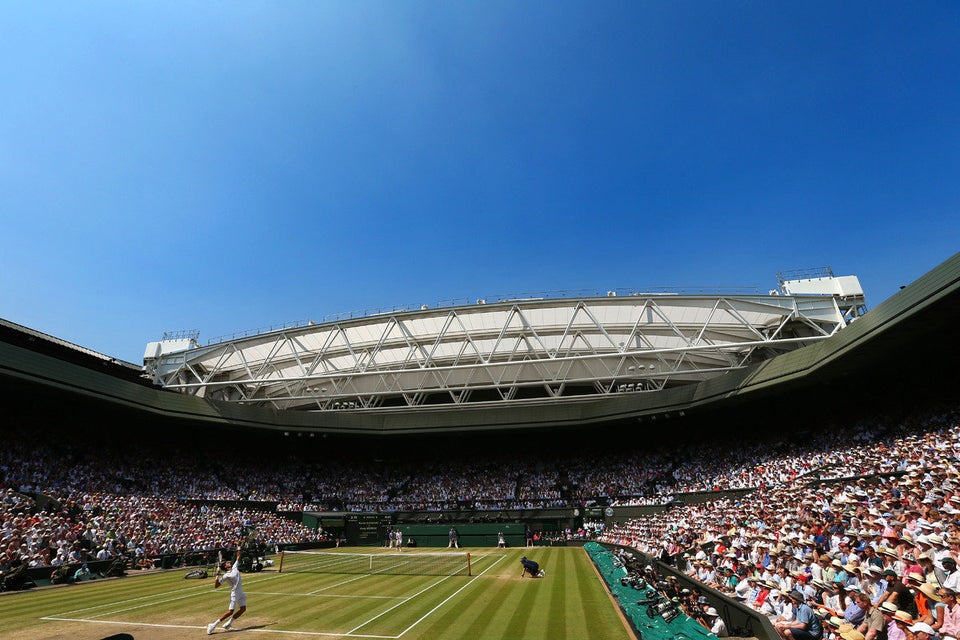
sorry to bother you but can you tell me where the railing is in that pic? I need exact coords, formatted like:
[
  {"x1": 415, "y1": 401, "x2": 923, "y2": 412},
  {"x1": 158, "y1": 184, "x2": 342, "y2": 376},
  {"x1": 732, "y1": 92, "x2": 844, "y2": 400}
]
[{"x1": 201, "y1": 286, "x2": 762, "y2": 347}]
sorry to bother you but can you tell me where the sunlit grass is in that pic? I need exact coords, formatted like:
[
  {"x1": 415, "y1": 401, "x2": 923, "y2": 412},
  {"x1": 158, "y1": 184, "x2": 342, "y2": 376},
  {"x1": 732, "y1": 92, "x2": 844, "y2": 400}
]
[{"x1": 4, "y1": 546, "x2": 632, "y2": 640}]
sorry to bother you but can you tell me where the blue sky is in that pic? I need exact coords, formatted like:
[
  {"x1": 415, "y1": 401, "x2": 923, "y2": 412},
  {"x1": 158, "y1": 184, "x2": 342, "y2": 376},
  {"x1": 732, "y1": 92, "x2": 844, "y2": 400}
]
[{"x1": 2, "y1": 2, "x2": 958, "y2": 364}]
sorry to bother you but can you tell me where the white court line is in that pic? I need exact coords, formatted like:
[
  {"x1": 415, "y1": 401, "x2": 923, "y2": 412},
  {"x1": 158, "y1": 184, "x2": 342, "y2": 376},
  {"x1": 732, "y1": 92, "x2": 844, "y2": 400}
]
[
  {"x1": 45, "y1": 572, "x2": 281, "y2": 620},
  {"x1": 39, "y1": 617, "x2": 400, "y2": 638},
  {"x1": 43, "y1": 554, "x2": 508, "y2": 637},
  {"x1": 45, "y1": 579, "x2": 215, "y2": 617},
  {"x1": 304, "y1": 551, "x2": 490, "y2": 596},
  {"x1": 84, "y1": 587, "x2": 212, "y2": 619},
  {"x1": 346, "y1": 553, "x2": 506, "y2": 636},
  {"x1": 345, "y1": 575, "x2": 458, "y2": 635},
  {"x1": 248, "y1": 591, "x2": 403, "y2": 599},
  {"x1": 396, "y1": 554, "x2": 506, "y2": 637},
  {"x1": 293, "y1": 553, "x2": 361, "y2": 575},
  {"x1": 307, "y1": 572, "x2": 371, "y2": 595}
]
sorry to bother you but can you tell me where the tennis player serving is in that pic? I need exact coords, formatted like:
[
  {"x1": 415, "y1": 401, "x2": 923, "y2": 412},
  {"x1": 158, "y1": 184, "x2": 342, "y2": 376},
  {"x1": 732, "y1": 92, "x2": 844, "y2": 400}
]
[{"x1": 207, "y1": 546, "x2": 247, "y2": 634}]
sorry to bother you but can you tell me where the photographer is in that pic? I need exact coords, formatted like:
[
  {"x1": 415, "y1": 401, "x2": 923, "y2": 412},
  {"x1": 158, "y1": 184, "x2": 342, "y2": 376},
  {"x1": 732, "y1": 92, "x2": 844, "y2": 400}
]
[
  {"x1": 702, "y1": 607, "x2": 729, "y2": 637},
  {"x1": 681, "y1": 590, "x2": 705, "y2": 615},
  {"x1": 684, "y1": 594, "x2": 709, "y2": 626},
  {"x1": 73, "y1": 563, "x2": 94, "y2": 582}
]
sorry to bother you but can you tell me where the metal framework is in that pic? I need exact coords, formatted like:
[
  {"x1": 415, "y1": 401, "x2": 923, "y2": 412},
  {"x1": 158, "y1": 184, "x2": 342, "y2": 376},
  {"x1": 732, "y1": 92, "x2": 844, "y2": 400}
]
[{"x1": 144, "y1": 288, "x2": 863, "y2": 412}]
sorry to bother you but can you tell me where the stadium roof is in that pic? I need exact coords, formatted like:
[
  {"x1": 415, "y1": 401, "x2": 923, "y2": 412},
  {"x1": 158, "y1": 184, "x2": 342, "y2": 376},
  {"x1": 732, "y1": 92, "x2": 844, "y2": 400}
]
[
  {"x1": 1, "y1": 253, "x2": 958, "y2": 435},
  {"x1": 142, "y1": 280, "x2": 864, "y2": 412}
]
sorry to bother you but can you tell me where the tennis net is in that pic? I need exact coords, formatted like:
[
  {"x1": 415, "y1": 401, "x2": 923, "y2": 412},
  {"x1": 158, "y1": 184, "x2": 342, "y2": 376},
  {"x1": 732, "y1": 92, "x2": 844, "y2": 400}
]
[{"x1": 279, "y1": 550, "x2": 472, "y2": 576}]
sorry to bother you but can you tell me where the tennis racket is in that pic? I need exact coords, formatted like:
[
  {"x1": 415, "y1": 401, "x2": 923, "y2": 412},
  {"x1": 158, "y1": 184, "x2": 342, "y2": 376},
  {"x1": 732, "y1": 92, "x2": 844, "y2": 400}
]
[{"x1": 215, "y1": 550, "x2": 223, "y2": 580}]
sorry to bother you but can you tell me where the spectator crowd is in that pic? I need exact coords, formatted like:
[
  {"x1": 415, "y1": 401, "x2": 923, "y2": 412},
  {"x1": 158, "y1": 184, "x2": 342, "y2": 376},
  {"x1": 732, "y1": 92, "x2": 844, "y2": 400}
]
[
  {"x1": 599, "y1": 404, "x2": 960, "y2": 640},
  {"x1": 4, "y1": 394, "x2": 960, "y2": 627}
]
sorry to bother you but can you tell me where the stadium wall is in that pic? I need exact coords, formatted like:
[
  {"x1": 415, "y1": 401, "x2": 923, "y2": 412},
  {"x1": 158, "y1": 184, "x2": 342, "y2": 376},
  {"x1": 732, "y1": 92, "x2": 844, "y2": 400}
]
[
  {"x1": 304, "y1": 510, "x2": 578, "y2": 547},
  {"x1": 400, "y1": 523, "x2": 525, "y2": 547},
  {"x1": 602, "y1": 542, "x2": 777, "y2": 640}
]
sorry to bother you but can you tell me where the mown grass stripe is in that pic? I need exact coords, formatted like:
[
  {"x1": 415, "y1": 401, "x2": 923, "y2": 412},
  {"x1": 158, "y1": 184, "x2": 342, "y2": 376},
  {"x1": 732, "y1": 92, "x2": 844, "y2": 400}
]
[
  {"x1": 392, "y1": 552, "x2": 506, "y2": 636},
  {"x1": 545, "y1": 544, "x2": 568, "y2": 638},
  {"x1": 502, "y1": 557, "x2": 544, "y2": 638},
  {"x1": 440, "y1": 567, "x2": 517, "y2": 638},
  {"x1": 4, "y1": 547, "x2": 634, "y2": 639},
  {"x1": 576, "y1": 547, "x2": 633, "y2": 639}
]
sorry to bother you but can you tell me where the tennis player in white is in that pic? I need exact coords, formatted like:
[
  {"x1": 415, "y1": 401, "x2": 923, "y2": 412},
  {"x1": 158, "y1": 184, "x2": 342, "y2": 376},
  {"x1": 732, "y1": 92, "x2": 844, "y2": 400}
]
[{"x1": 208, "y1": 548, "x2": 246, "y2": 634}]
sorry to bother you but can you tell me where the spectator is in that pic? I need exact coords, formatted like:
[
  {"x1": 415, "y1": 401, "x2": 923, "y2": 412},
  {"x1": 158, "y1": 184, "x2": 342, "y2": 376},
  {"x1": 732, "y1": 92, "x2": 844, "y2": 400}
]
[
  {"x1": 775, "y1": 589, "x2": 823, "y2": 640},
  {"x1": 702, "y1": 607, "x2": 728, "y2": 637}
]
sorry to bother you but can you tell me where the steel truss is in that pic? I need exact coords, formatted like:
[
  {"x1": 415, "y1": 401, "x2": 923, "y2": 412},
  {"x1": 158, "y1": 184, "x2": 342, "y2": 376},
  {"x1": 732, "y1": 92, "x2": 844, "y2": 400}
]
[{"x1": 144, "y1": 294, "x2": 852, "y2": 411}]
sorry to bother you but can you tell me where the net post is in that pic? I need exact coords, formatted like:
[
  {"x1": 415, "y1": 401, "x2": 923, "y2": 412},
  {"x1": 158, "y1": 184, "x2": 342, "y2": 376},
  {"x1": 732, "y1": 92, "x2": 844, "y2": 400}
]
[
  {"x1": 467, "y1": 552, "x2": 471, "y2": 576},
  {"x1": 278, "y1": 550, "x2": 285, "y2": 574}
]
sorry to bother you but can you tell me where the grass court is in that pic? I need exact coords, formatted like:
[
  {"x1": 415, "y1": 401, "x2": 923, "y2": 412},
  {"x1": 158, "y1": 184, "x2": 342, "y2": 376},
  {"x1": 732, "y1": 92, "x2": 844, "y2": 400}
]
[{"x1": 2, "y1": 547, "x2": 632, "y2": 640}]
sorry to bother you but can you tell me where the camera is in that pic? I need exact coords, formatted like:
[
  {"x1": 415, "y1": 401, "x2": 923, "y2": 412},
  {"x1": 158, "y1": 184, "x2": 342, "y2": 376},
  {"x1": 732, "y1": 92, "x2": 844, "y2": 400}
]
[
  {"x1": 662, "y1": 608, "x2": 682, "y2": 623},
  {"x1": 654, "y1": 601, "x2": 675, "y2": 614}
]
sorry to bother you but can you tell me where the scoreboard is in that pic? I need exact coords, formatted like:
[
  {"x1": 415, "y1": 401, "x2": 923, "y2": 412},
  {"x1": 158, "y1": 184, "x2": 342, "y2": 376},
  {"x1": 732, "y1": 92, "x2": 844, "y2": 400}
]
[{"x1": 345, "y1": 513, "x2": 394, "y2": 546}]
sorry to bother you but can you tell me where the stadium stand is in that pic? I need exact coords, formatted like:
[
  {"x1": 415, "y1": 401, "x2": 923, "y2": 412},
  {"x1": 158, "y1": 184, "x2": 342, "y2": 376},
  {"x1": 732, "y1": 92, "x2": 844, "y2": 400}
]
[
  {"x1": 2, "y1": 403, "x2": 959, "y2": 565},
  {"x1": 6, "y1": 401, "x2": 960, "y2": 640}
]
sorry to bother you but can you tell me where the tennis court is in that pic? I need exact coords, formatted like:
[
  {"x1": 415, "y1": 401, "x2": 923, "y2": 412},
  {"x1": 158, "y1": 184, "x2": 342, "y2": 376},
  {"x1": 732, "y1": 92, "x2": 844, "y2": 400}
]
[{"x1": 8, "y1": 547, "x2": 632, "y2": 640}]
